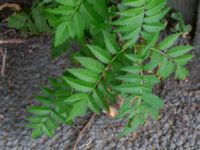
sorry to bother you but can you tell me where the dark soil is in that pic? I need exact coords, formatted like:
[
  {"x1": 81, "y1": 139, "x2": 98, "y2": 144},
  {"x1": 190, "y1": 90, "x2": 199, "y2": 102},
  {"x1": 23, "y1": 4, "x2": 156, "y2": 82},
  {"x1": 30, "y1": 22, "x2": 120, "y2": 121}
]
[{"x1": 0, "y1": 7, "x2": 200, "y2": 150}]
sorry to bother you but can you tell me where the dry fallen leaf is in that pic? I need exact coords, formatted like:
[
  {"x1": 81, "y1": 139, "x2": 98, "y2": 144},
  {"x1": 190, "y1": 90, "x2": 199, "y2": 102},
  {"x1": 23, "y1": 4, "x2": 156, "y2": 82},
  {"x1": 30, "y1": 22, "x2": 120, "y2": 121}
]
[{"x1": 103, "y1": 106, "x2": 118, "y2": 118}]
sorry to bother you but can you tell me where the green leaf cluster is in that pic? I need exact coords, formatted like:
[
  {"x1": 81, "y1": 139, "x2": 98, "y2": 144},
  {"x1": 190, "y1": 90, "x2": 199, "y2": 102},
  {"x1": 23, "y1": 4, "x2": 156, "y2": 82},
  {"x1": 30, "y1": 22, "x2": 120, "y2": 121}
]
[
  {"x1": 49, "y1": 0, "x2": 108, "y2": 46},
  {"x1": 27, "y1": 78, "x2": 72, "y2": 138},
  {"x1": 7, "y1": 1, "x2": 51, "y2": 35},
  {"x1": 114, "y1": 0, "x2": 170, "y2": 47},
  {"x1": 170, "y1": 12, "x2": 192, "y2": 34},
  {"x1": 13, "y1": 0, "x2": 193, "y2": 138},
  {"x1": 7, "y1": 0, "x2": 110, "y2": 57}
]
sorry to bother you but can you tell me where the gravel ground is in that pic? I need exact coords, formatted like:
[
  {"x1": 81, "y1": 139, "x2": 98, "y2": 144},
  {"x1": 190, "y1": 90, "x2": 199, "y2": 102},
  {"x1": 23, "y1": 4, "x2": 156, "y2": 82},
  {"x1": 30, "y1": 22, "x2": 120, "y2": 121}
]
[{"x1": 0, "y1": 27, "x2": 200, "y2": 150}]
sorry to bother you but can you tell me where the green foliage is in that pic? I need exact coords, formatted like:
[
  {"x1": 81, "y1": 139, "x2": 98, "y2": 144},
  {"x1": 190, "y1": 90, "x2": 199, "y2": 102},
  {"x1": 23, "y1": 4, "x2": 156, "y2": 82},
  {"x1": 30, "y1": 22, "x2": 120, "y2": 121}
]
[
  {"x1": 27, "y1": 77, "x2": 72, "y2": 138},
  {"x1": 7, "y1": 1, "x2": 51, "y2": 35},
  {"x1": 114, "y1": 0, "x2": 170, "y2": 47},
  {"x1": 48, "y1": 0, "x2": 110, "y2": 47},
  {"x1": 7, "y1": 0, "x2": 110, "y2": 57},
  {"x1": 171, "y1": 12, "x2": 192, "y2": 34},
  {"x1": 9, "y1": 0, "x2": 193, "y2": 138}
]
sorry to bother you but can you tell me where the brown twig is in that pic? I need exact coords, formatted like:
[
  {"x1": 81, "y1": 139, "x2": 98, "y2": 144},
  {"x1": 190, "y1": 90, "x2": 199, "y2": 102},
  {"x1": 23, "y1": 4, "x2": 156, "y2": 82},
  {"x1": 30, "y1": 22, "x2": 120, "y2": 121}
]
[
  {"x1": 0, "y1": 49, "x2": 7, "y2": 77},
  {"x1": 71, "y1": 113, "x2": 96, "y2": 150},
  {"x1": 189, "y1": 89, "x2": 200, "y2": 95},
  {"x1": 0, "y1": 3, "x2": 21, "y2": 11},
  {"x1": 0, "y1": 39, "x2": 25, "y2": 44}
]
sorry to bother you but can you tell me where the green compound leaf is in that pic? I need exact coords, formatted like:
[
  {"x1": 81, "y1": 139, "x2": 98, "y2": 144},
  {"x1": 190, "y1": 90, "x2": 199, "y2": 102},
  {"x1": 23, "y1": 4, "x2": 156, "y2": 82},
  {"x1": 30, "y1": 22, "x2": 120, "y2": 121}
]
[
  {"x1": 115, "y1": 0, "x2": 168, "y2": 47},
  {"x1": 23, "y1": 0, "x2": 193, "y2": 139}
]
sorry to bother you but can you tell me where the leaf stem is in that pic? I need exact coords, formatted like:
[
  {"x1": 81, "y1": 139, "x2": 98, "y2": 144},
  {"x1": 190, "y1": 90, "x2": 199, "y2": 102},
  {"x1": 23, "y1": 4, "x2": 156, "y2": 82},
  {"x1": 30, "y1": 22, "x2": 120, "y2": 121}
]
[
  {"x1": 89, "y1": 47, "x2": 127, "y2": 95},
  {"x1": 150, "y1": 47, "x2": 175, "y2": 63}
]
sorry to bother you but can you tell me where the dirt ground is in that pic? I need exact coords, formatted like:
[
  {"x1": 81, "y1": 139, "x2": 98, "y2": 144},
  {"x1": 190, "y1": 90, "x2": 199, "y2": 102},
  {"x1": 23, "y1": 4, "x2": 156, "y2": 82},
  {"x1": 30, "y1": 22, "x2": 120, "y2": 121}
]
[{"x1": 0, "y1": 10, "x2": 200, "y2": 150}]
